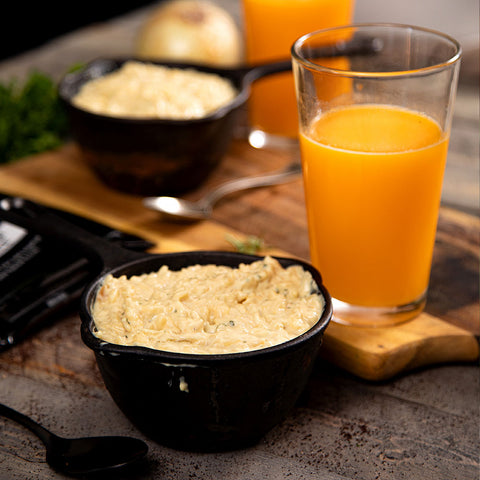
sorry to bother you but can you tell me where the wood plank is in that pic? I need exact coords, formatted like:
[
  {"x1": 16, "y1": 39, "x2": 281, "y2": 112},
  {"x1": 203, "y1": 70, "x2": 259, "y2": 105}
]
[
  {"x1": 0, "y1": 142, "x2": 478, "y2": 381},
  {"x1": 321, "y1": 313, "x2": 479, "y2": 381}
]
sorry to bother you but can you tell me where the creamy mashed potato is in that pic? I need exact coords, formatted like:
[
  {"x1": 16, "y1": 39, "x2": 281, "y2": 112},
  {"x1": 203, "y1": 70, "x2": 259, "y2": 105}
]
[
  {"x1": 72, "y1": 61, "x2": 237, "y2": 119},
  {"x1": 92, "y1": 256, "x2": 324, "y2": 354}
]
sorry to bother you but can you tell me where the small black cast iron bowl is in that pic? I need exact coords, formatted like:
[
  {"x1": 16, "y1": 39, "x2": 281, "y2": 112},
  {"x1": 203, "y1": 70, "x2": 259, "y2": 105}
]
[
  {"x1": 58, "y1": 57, "x2": 292, "y2": 196},
  {"x1": 79, "y1": 251, "x2": 332, "y2": 452}
]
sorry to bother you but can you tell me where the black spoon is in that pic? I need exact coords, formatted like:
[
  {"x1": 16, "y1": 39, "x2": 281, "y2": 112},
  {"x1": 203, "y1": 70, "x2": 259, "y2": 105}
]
[{"x1": 0, "y1": 403, "x2": 148, "y2": 476}]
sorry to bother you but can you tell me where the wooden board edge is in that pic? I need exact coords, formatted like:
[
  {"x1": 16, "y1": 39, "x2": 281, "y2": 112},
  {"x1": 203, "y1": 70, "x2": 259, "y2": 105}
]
[{"x1": 320, "y1": 317, "x2": 479, "y2": 381}]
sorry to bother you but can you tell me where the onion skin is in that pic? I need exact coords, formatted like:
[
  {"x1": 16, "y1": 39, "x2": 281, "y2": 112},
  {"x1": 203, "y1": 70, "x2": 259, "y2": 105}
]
[{"x1": 135, "y1": 0, "x2": 243, "y2": 67}]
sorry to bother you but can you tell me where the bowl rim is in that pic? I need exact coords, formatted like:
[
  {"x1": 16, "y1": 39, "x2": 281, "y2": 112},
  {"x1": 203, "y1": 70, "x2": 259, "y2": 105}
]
[
  {"x1": 58, "y1": 57, "x2": 250, "y2": 125},
  {"x1": 79, "y1": 251, "x2": 333, "y2": 364}
]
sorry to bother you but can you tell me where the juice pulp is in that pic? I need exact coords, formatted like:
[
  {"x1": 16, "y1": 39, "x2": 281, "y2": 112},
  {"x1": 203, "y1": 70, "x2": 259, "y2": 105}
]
[
  {"x1": 299, "y1": 105, "x2": 449, "y2": 306},
  {"x1": 242, "y1": 0, "x2": 354, "y2": 138}
]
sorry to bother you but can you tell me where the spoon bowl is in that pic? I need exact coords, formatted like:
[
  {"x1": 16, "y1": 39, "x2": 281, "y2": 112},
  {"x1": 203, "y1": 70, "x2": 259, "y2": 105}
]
[
  {"x1": 0, "y1": 403, "x2": 148, "y2": 476},
  {"x1": 143, "y1": 161, "x2": 302, "y2": 221}
]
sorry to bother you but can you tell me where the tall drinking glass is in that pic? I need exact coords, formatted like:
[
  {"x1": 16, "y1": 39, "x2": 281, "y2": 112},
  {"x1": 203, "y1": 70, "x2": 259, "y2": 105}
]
[
  {"x1": 242, "y1": 0, "x2": 355, "y2": 148},
  {"x1": 292, "y1": 24, "x2": 462, "y2": 327}
]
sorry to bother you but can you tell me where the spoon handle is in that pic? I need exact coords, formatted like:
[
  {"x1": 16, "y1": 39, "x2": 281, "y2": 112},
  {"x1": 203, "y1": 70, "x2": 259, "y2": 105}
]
[
  {"x1": 0, "y1": 403, "x2": 54, "y2": 447},
  {"x1": 204, "y1": 162, "x2": 302, "y2": 207}
]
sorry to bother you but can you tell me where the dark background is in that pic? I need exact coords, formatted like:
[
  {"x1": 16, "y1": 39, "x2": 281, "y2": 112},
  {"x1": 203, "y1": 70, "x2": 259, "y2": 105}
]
[{"x1": 1, "y1": 1, "x2": 155, "y2": 61}]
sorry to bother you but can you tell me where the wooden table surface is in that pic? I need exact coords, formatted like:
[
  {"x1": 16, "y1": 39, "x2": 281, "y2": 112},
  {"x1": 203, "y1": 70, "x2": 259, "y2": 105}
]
[{"x1": 0, "y1": 4, "x2": 478, "y2": 480}]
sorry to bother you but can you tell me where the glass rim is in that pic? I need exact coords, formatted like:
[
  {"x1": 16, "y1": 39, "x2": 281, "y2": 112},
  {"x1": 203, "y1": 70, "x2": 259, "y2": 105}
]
[{"x1": 291, "y1": 23, "x2": 462, "y2": 78}]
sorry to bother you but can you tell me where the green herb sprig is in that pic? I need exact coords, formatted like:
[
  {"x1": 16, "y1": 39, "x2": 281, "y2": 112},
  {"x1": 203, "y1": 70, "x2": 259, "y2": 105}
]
[
  {"x1": 226, "y1": 234, "x2": 265, "y2": 254},
  {"x1": 0, "y1": 71, "x2": 69, "y2": 163}
]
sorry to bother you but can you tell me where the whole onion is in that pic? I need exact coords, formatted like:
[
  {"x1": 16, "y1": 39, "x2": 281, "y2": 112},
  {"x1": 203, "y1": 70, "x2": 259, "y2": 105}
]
[{"x1": 135, "y1": 0, "x2": 243, "y2": 67}]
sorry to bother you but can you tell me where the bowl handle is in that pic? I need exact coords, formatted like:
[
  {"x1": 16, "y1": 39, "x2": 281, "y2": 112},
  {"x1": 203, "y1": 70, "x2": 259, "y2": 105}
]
[
  {"x1": 0, "y1": 197, "x2": 148, "y2": 273},
  {"x1": 232, "y1": 35, "x2": 382, "y2": 86}
]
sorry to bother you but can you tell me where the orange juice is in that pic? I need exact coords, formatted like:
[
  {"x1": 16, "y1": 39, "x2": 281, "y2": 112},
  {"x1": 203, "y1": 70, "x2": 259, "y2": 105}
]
[
  {"x1": 242, "y1": 0, "x2": 354, "y2": 138},
  {"x1": 299, "y1": 104, "x2": 449, "y2": 307}
]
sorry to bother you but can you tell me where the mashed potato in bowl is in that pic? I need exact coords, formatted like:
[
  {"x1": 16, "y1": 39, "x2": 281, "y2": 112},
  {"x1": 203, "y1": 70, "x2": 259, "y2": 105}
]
[
  {"x1": 71, "y1": 60, "x2": 238, "y2": 119},
  {"x1": 91, "y1": 256, "x2": 325, "y2": 354}
]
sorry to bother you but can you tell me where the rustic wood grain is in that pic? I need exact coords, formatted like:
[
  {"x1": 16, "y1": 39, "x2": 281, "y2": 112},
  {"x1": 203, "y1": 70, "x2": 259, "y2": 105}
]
[{"x1": 0, "y1": 141, "x2": 478, "y2": 382}]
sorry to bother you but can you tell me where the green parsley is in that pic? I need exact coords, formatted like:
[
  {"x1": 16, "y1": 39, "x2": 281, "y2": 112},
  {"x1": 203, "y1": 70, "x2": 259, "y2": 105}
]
[
  {"x1": 0, "y1": 71, "x2": 69, "y2": 163},
  {"x1": 226, "y1": 234, "x2": 265, "y2": 254}
]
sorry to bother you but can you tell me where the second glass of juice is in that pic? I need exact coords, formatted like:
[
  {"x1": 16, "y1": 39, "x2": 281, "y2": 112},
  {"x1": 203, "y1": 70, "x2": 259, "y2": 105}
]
[
  {"x1": 242, "y1": 0, "x2": 354, "y2": 148},
  {"x1": 291, "y1": 24, "x2": 462, "y2": 326}
]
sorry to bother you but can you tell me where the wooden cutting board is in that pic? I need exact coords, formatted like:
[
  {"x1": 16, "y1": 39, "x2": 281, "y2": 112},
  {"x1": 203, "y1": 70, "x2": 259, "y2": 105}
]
[{"x1": 0, "y1": 143, "x2": 478, "y2": 381}]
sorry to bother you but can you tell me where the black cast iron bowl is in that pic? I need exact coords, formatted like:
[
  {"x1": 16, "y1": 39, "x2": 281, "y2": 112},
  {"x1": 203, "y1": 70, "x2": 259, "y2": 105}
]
[
  {"x1": 80, "y1": 251, "x2": 332, "y2": 451},
  {"x1": 58, "y1": 38, "x2": 378, "y2": 196},
  {"x1": 58, "y1": 57, "x2": 292, "y2": 196},
  {"x1": 3, "y1": 199, "x2": 332, "y2": 452}
]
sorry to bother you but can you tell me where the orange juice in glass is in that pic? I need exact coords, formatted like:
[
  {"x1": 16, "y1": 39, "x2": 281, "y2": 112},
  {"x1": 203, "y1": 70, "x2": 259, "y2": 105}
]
[
  {"x1": 242, "y1": 0, "x2": 354, "y2": 147},
  {"x1": 292, "y1": 25, "x2": 462, "y2": 326}
]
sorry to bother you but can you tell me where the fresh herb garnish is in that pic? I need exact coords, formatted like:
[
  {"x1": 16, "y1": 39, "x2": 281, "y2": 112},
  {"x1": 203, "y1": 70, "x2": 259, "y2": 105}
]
[
  {"x1": 226, "y1": 234, "x2": 265, "y2": 254},
  {"x1": 0, "y1": 71, "x2": 69, "y2": 163}
]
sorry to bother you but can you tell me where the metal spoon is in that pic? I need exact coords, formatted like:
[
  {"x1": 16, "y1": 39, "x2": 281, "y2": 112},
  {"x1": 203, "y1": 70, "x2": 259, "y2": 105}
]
[
  {"x1": 143, "y1": 161, "x2": 302, "y2": 221},
  {"x1": 0, "y1": 402, "x2": 148, "y2": 476}
]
